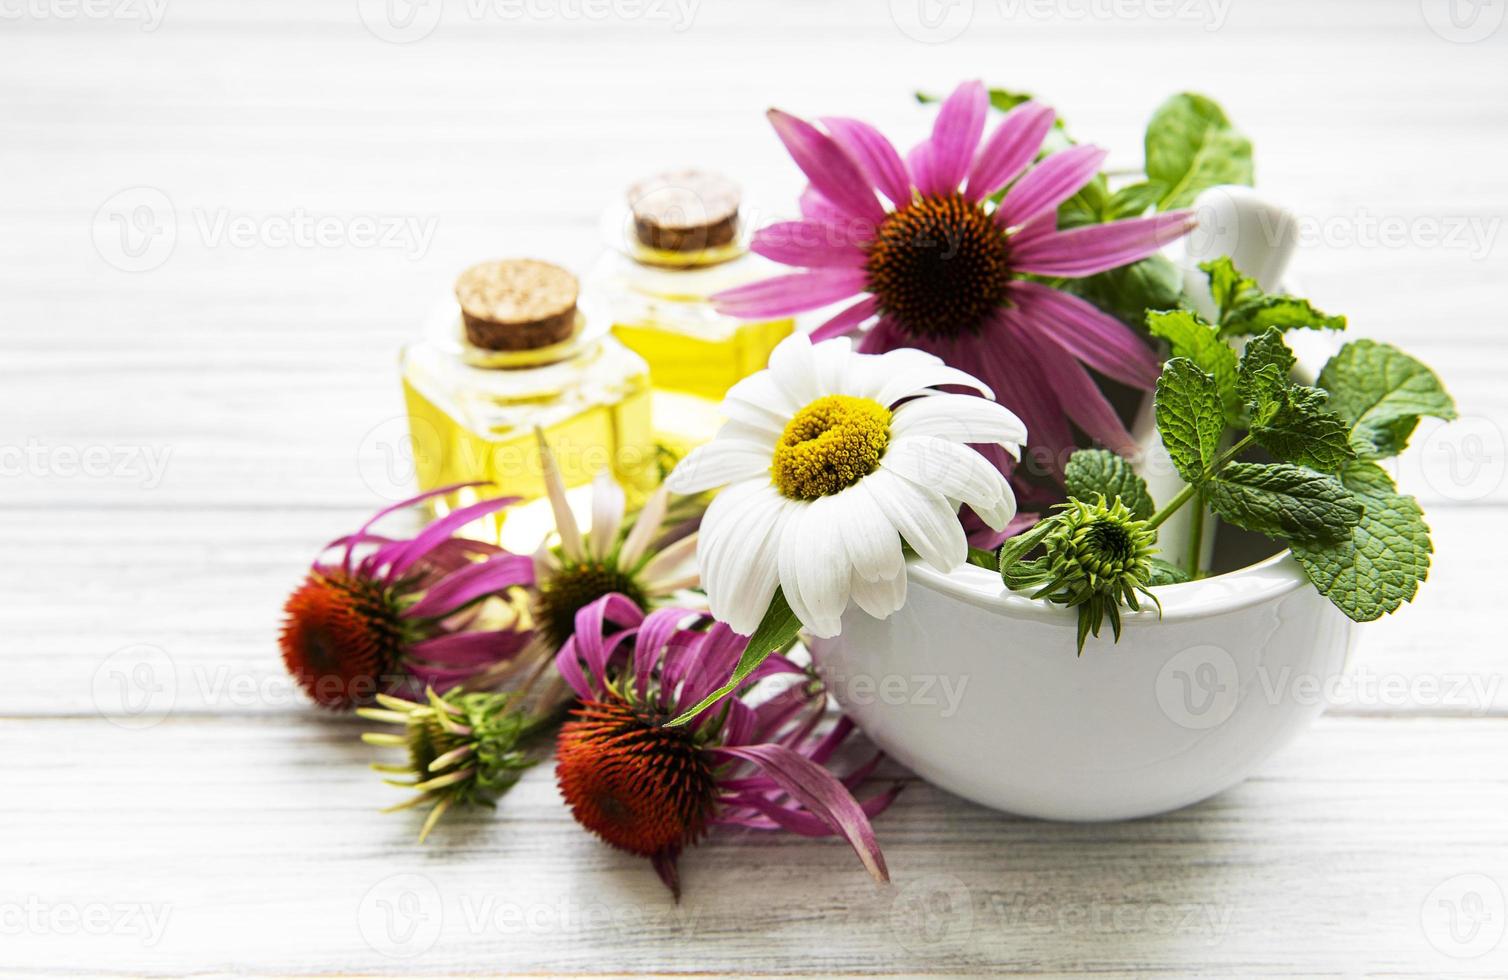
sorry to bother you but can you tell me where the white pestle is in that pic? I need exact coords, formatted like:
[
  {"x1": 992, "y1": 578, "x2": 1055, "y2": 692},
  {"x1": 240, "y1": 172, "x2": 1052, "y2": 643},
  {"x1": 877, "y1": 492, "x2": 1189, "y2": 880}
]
[{"x1": 1130, "y1": 186, "x2": 1301, "y2": 573}]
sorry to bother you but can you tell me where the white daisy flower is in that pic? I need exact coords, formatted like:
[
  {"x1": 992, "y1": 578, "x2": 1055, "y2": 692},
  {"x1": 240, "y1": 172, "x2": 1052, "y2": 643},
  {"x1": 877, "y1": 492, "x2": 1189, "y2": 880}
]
[{"x1": 665, "y1": 333, "x2": 1026, "y2": 638}]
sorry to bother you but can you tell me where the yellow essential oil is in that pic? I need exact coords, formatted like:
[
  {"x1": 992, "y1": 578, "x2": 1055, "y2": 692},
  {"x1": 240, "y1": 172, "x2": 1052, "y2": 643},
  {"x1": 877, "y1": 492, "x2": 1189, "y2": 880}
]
[
  {"x1": 587, "y1": 170, "x2": 797, "y2": 460},
  {"x1": 400, "y1": 260, "x2": 658, "y2": 551}
]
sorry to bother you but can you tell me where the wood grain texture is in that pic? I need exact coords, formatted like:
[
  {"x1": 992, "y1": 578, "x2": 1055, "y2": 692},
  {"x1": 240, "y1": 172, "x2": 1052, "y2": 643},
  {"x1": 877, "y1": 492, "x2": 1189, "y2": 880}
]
[{"x1": 3, "y1": 0, "x2": 1506, "y2": 975}]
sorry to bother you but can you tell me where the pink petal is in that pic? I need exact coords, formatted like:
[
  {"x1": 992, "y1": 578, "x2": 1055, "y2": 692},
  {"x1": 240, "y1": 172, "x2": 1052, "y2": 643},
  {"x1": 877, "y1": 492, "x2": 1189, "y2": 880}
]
[
  {"x1": 821, "y1": 116, "x2": 913, "y2": 206},
  {"x1": 403, "y1": 553, "x2": 535, "y2": 620},
  {"x1": 767, "y1": 109, "x2": 885, "y2": 224},
  {"x1": 1002, "y1": 310, "x2": 1137, "y2": 455},
  {"x1": 810, "y1": 295, "x2": 881, "y2": 341},
  {"x1": 751, "y1": 221, "x2": 869, "y2": 268},
  {"x1": 975, "y1": 314, "x2": 1075, "y2": 479},
  {"x1": 798, "y1": 186, "x2": 852, "y2": 226},
  {"x1": 1007, "y1": 280, "x2": 1160, "y2": 388},
  {"x1": 965, "y1": 100, "x2": 1055, "y2": 202},
  {"x1": 567, "y1": 593, "x2": 644, "y2": 688},
  {"x1": 1009, "y1": 210, "x2": 1198, "y2": 278},
  {"x1": 906, "y1": 140, "x2": 938, "y2": 198},
  {"x1": 383, "y1": 495, "x2": 519, "y2": 583},
  {"x1": 408, "y1": 629, "x2": 530, "y2": 668},
  {"x1": 925, "y1": 80, "x2": 988, "y2": 195},
  {"x1": 714, "y1": 743, "x2": 890, "y2": 883},
  {"x1": 343, "y1": 482, "x2": 491, "y2": 573},
  {"x1": 631, "y1": 606, "x2": 695, "y2": 700},
  {"x1": 712, "y1": 268, "x2": 868, "y2": 318},
  {"x1": 997, "y1": 144, "x2": 1108, "y2": 229},
  {"x1": 717, "y1": 788, "x2": 899, "y2": 835}
]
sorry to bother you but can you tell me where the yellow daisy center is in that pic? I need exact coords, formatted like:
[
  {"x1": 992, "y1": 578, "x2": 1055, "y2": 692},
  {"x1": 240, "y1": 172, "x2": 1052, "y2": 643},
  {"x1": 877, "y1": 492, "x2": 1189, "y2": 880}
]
[{"x1": 771, "y1": 395, "x2": 892, "y2": 501}]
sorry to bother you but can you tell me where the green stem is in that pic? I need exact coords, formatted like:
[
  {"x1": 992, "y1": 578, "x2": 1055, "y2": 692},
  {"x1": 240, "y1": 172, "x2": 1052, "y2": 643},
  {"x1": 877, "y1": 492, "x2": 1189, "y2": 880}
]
[
  {"x1": 1145, "y1": 433, "x2": 1255, "y2": 532},
  {"x1": 1184, "y1": 489, "x2": 1206, "y2": 578},
  {"x1": 1147, "y1": 481, "x2": 1198, "y2": 530}
]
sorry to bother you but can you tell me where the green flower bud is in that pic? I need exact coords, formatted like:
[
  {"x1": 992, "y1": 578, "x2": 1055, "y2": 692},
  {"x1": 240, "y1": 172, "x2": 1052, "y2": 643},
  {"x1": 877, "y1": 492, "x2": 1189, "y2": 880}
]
[
  {"x1": 1000, "y1": 495, "x2": 1161, "y2": 655},
  {"x1": 359, "y1": 689, "x2": 545, "y2": 842}
]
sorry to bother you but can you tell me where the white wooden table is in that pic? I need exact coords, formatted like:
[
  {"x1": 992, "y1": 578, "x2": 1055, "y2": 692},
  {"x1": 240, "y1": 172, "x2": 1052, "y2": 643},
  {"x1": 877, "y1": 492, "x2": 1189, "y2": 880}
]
[{"x1": 5, "y1": 2, "x2": 1507, "y2": 974}]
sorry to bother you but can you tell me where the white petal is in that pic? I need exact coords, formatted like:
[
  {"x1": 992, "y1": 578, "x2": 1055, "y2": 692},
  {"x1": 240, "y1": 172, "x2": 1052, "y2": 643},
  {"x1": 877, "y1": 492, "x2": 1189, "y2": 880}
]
[
  {"x1": 811, "y1": 335, "x2": 856, "y2": 394},
  {"x1": 890, "y1": 394, "x2": 1028, "y2": 458},
  {"x1": 639, "y1": 531, "x2": 698, "y2": 588},
  {"x1": 619, "y1": 484, "x2": 668, "y2": 567},
  {"x1": 778, "y1": 502, "x2": 850, "y2": 639},
  {"x1": 588, "y1": 469, "x2": 626, "y2": 559},
  {"x1": 849, "y1": 567, "x2": 907, "y2": 620},
  {"x1": 664, "y1": 438, "x2": 772, "y2": 495},
  {"x1": 537, "y1": 432, "x2": 582, "y2": 561},
  {"x1": 766, "y1": 331, "x2": 821, "y2": 406},
  {"x1": 716, "y1": 418, "x2": 780, "y2": 449},
  {"x1": 830, "y1": 480, "x2": 904, "y2": 582},
  {"x1": 849, "y1": 348, "x2": 993, "y2": 405},
  {"x1": 700, "y1": 484, "x2": 790, "y2": 635},
  {"x1": 722, "y1": 371, "x2": 798, "y2": 435},
  {"x1": 881, "y1": 436, "x2": 1017, "y2": 531},
  {"x1": 784, "y1": 497, "x2": 856, "y2": 642},
  {"x1": 863, "y1": 468, "x2": 967, "y2": 572}
]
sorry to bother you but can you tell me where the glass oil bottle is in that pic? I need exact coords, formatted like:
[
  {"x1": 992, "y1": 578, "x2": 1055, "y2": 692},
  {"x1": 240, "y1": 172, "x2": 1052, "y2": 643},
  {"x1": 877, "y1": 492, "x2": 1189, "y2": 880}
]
[{"x1": 400, "y1": 258, "x2": 656, "y2": 549}]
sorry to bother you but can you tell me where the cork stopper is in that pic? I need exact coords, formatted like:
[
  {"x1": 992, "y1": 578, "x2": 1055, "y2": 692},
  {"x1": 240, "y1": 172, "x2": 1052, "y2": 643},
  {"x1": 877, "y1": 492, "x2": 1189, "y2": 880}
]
[
  {"x1": 628, "y1": 170, "x2": 741, "y2": 252},
  {"x1": 454, "y1": 259, "x2": 579, "y2": 351}
]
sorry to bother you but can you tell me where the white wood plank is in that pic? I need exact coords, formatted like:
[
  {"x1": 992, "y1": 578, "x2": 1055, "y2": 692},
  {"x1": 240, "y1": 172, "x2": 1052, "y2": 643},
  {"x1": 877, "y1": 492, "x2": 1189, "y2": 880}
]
[{"x1": 1, "y1": 714, "x2": 1504, "y2": 976}]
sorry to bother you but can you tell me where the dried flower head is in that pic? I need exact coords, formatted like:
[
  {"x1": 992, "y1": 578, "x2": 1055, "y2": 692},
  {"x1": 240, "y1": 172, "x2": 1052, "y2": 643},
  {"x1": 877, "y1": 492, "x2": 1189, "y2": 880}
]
[
  {"x1": 553, "y1": 596, "x2": 897, "y2": 898},
  {"x1": 360, "y1": 688, "x2": 552, "y2": 841}
]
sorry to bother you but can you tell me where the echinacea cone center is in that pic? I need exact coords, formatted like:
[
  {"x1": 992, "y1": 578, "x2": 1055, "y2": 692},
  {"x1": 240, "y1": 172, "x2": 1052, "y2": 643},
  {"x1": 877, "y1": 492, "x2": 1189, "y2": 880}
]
[
  {"x1": 771, "y1": 395, "x2": 892, "y2": 500},
  {"x1": 536, "y1": 562, "x2": 647, "y2": 648},
  {"x1": 279, "y1": 571, "x2": 407, "y2": 710},
  {"x1": 556, "y1": 697, "x2": 717, "y2": 858},
  {"x1": 865, "y1": 193, "x2": 1011, "y2": 340}
]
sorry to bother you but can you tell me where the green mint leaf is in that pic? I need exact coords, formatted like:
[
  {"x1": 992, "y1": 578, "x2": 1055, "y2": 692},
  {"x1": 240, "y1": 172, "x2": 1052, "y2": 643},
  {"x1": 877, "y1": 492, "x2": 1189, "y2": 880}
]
[
  {"x1": 1059, "y1": 173, "x2": 1112, "y2": 229},
  {"x1": 1062, "y1": 254, "x2": 1184, "y2": 327},
  {"x1": 1107, "y1": 181, "x2": 1160, "y2": 219},
  {"x1": 1206, "y1": 462, "x2": 1363, "y2": 543},
  {"x1": 1291, "y1": 462, "x2": 1433, "y2": 621},
  {"x1": 1199, "y1": 257, "x2": 1346, "y2": 338},
  {"x1": 1155, "y1": 357, "x2": 1225, "y2": 485},
  {"x1": 1143, "y1": 93, "x2": 1254, "y2": 211},
  {"x1": 1317, "y1": 339, "x2": 1458, "y2": 459},
  {"x1": 1249, "y1": 385, "x2": 1358, "y2": 471},
  {"x1": 1221, "y1": 294, "x2": 1347, "y2": 338},
  {"x1": 1147, "y1": 310, "x2": 1240, "y2": 423},
  {"x1": 1202, "y1": 257, "x2": 1258, "y2": 319},
  {"x1": 1236, "y1": 328, "x2": 1297, "y2": 412},
  {"x1": 1147, "y1": 558, "x2": 1192, "y2": 586},
  {"x1": 665, "y1": 589, "x2": 802, "y2": 727},
  {"x1": 1064, "y1": 449, "x2": 1155, "y2": 519}
]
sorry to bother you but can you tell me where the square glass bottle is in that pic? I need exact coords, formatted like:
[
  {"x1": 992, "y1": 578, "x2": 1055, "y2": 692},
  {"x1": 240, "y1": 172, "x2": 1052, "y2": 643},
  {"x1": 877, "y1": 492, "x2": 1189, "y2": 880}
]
[
  {"x1": 400, "y1": 259, "x2": 657, "y2": 549},
  {"x1": 586, "y1": 170, "x2": 794, "y2": 457}
]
